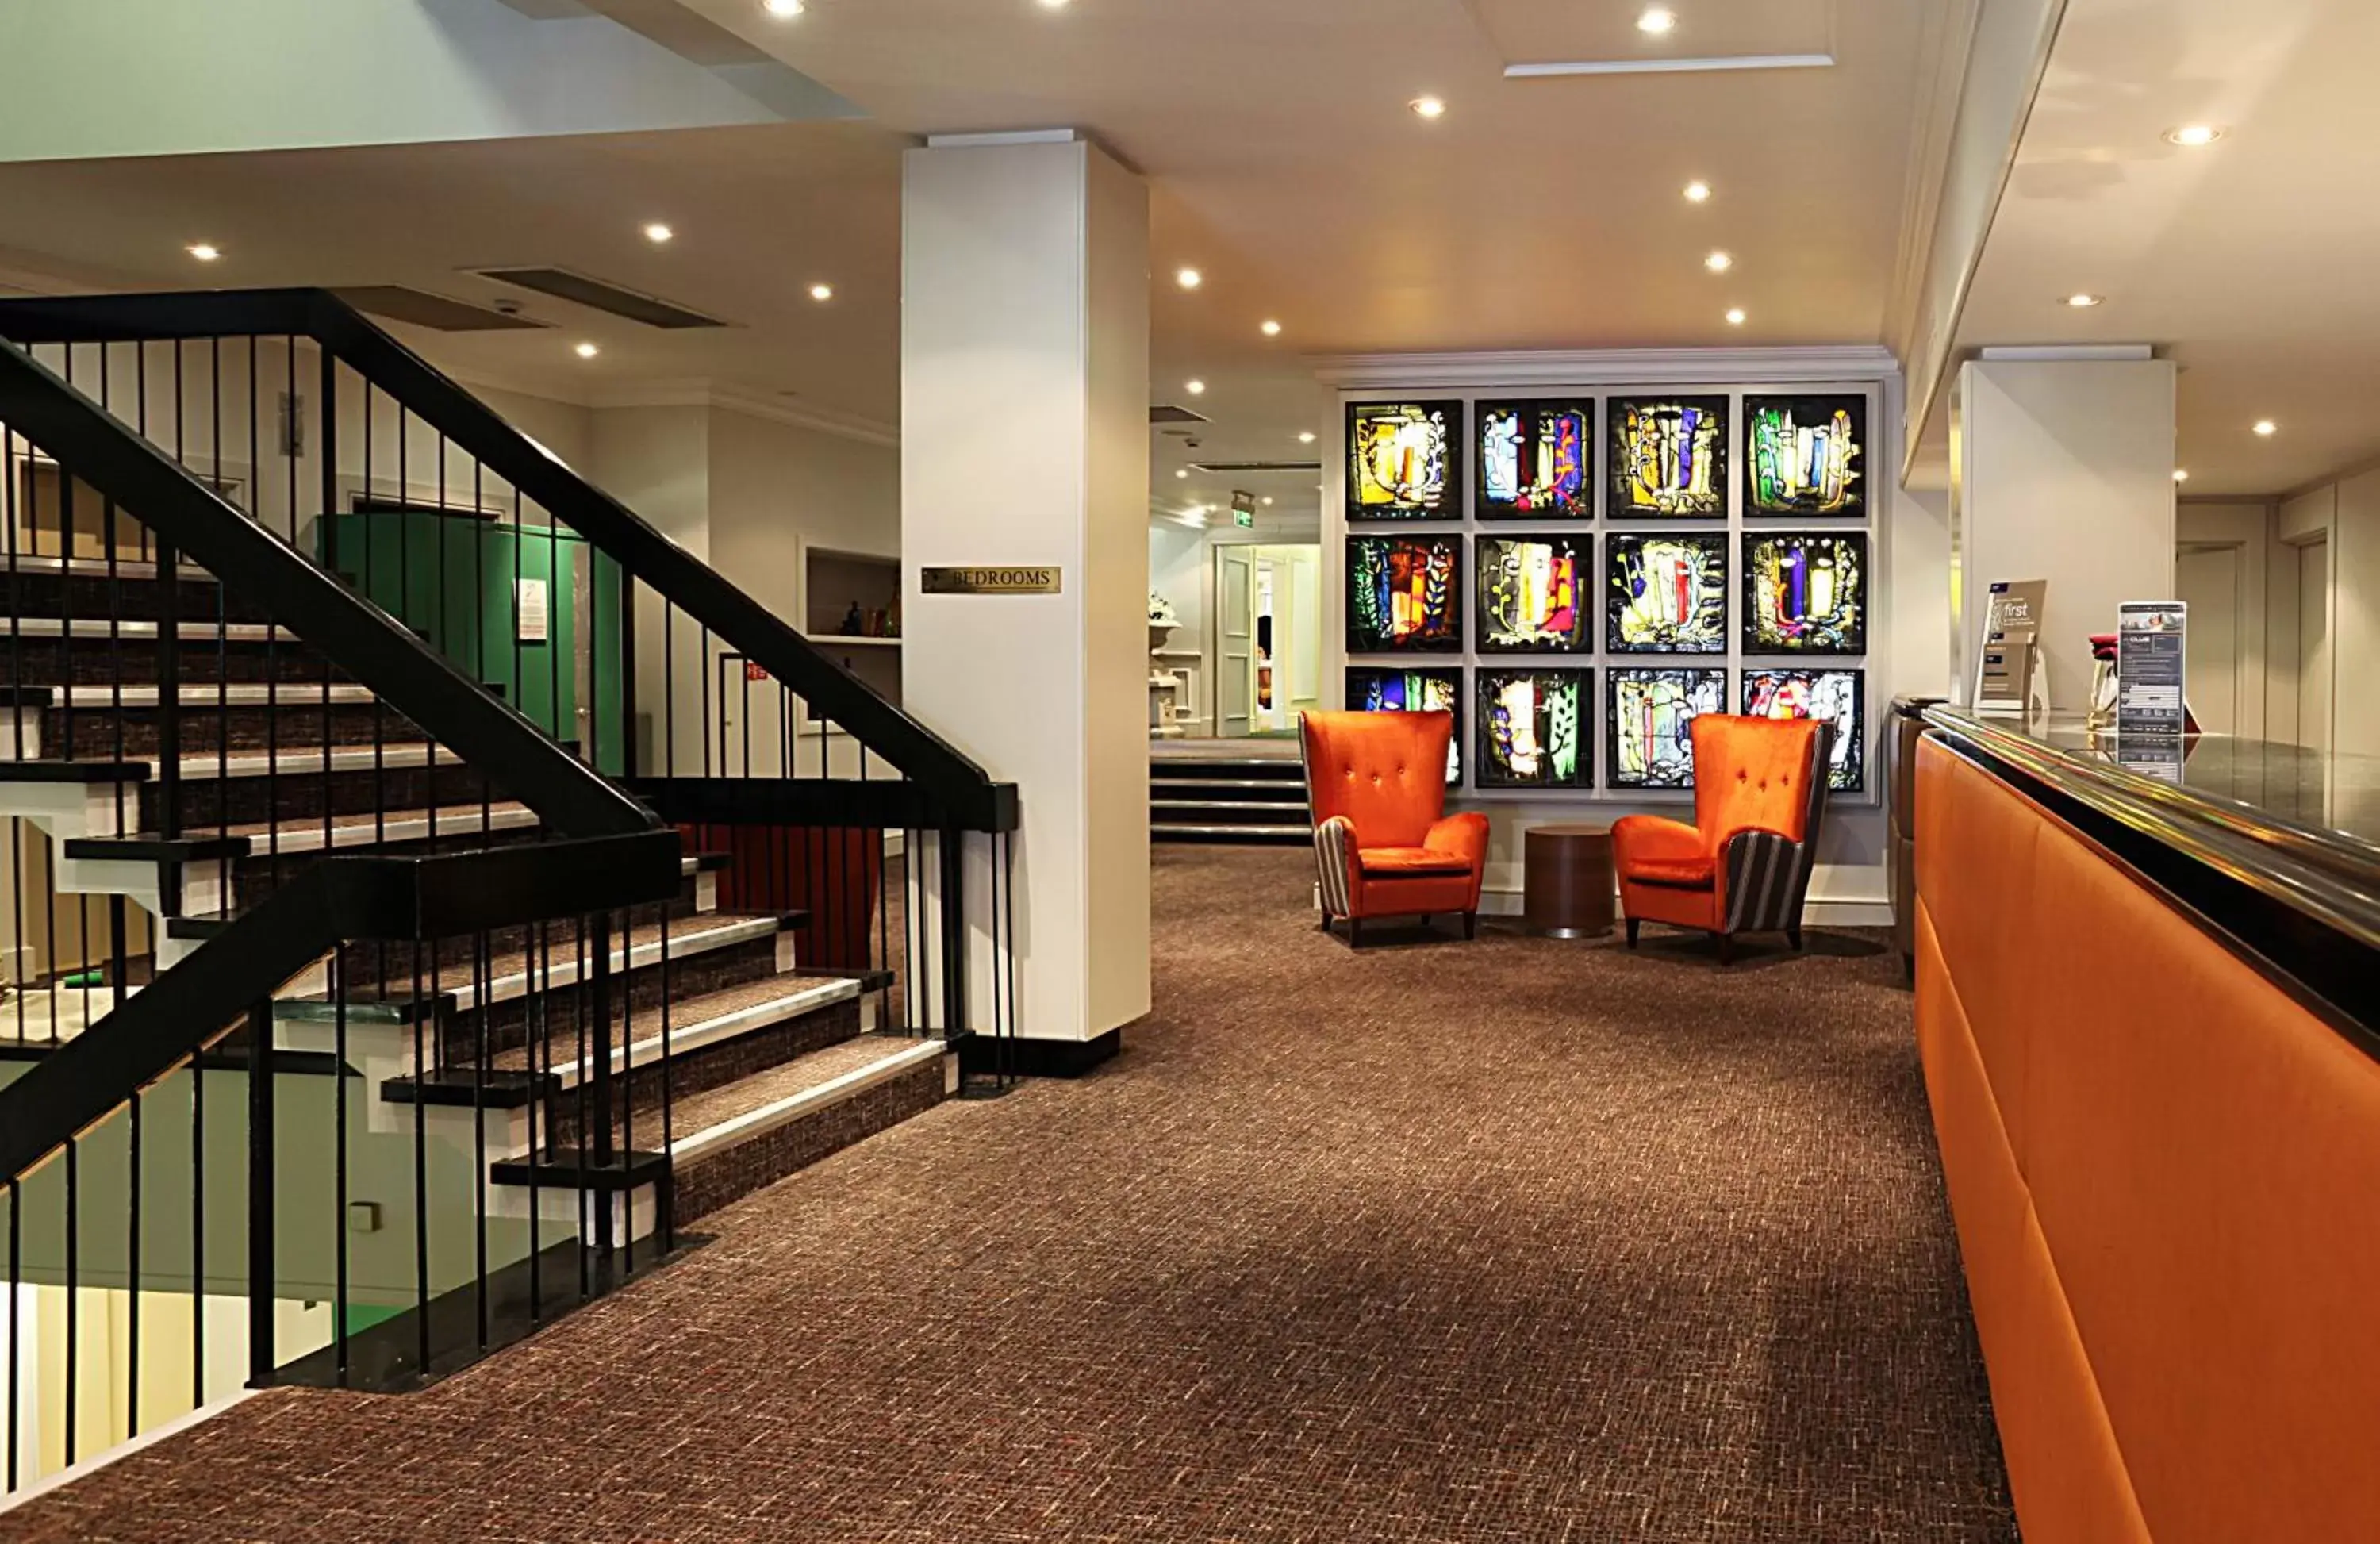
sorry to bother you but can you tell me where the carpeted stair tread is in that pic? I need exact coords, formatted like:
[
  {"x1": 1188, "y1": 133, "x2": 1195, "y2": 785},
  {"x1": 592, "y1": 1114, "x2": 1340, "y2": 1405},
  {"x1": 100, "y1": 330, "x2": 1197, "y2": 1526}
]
[
  {"x1": 486, "y1": 973, "x2": 858, "y2": 1075},
  {"x1": 662, "y1": 1034, "x2": 942, "y2": 1147}
]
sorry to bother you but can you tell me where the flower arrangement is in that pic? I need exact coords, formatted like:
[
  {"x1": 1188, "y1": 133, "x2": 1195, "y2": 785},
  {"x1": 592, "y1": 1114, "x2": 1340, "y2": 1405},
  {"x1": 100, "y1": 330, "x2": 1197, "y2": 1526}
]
[{"x1": 1148, "y1": 591, "x2": 1180, "y2": 628}]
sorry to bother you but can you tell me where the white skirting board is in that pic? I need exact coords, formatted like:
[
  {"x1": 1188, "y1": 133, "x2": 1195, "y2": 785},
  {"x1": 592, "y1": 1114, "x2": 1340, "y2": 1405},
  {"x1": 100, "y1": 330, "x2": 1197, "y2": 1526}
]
[{"x1": 1313, "y1": 880, "x2": 1894, "y2": 930}]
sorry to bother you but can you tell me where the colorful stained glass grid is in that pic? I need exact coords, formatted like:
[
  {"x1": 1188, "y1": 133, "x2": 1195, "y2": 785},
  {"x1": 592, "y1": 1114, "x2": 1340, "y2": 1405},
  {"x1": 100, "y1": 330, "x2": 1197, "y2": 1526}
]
[
  {"x1": 1476, "y1": 536, "x2": 1590, "y2": 653},
  {"x1": 1346, "y1": 536, "x2": 1462, "y2": 652},
  {"x1": 1475, "y1": 669, "x2": 1592, "y2": 788},
  {"x1": 1606, "y1": 533, "x2": 1726, "y2": 653},
  {"x1": 1477, "y1": 400, "x2": 1594, "y2": 518},
  {"x1": 1609, "y1": 396, "x2": 1729, "y2": 517},
  {"x1": 1607, "y1": 668, "x2": 1726, "y2": 789},
  {"x1": 1347, "y1": 668, "x2": 1464, "y2": 783},
  {"x1": 1742, "y1": 669, "x2": 1865, "y2": 792},
  {"x1": 1743, "y1": 532, "x2": 1866, "y2": 655},
  {"x1": 1744, "y1": 394, "x2": 1865, "y2": 517},
  {"x1": 1348, "y1": 401, "x2": 1464, "y2": 520}
]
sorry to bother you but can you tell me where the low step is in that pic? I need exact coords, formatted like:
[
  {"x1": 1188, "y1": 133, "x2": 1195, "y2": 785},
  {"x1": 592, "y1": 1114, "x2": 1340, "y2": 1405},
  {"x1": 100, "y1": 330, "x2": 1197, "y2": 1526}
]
[
  {"x1": 0, "y1": 682, "x2": 374, "y2": 708},
  {"x1": 1151, "y1": 799, "x2": 1309, "y2": 816},
  {"x1": 1152, "y1": 823, "x2": 1311, "y2": 844},
  {"x1": 662, "y1": 1033, "x2": 951, "y2": 1224}
]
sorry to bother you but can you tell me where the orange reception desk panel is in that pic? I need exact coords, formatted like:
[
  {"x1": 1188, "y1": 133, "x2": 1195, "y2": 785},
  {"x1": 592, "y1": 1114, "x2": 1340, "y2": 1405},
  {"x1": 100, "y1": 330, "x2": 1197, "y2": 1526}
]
[{"x1": 1915, "y1": 737, "x2": 2380, "y2": 1544}]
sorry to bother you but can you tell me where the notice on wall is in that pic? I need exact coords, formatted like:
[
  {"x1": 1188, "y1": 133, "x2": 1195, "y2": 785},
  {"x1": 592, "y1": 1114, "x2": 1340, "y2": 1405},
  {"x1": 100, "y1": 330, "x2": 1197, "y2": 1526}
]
[
  {"x1": 1975, "y1": 578, "x2": 2048, "y2": 716},
  {"x1": 515, "y1": 578, "x2": 550, "y2": 643},
  {"x1": 2115, "y1": 601, "x2": 2187, "y2": 736}
]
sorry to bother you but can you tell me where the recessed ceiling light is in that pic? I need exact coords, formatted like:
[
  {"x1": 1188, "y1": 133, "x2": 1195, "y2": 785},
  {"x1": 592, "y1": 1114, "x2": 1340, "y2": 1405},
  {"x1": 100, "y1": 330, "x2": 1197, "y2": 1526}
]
[
  {"x1": 1637, "y1": 6, "x2": 1677, "y2": 35},
  {"x1": 1261, "y1": 319, "x2": 1283, "y2": 336},
  {"x1": 2173, "y1": 469, "x2": 2190, "y2": 482},
  {"x1": 1185, "y1": 379, "x2": 1206, "y2": 395},
  {"x1": 574, "y1": 341, "x2": 600, "y2": 359},
  {"x1": 643, "y1": 222, "x2": 674, "y2": 244},
  {"x1": 2064, "y1": 293, "x2": 2103, "y2": 308},
  {"x1": 1725, "y1": 307, "x2": 1746, "y2": 326},
  {"x1": 2253, "y1": 419, "x2": 2278, "y2": 436},
  {"x1": 808, "y1": 282, "x2": 834, "y2": 302},
  {"x1": 1409, "y1": 96, "x2": 1447, "y2": 121},
  {"x1": 1175, "y1": 267, "x2": 1203, "y2": 290},
  {"x1": 1298, "y1": 432, "x2": 1317, "y2": 444},
  {"x1": 1176, "y1": 468, "x2": 1190, "y2": 479},
  {"x1": 762, "y1": 0, "x2": 803, "y2": 17},
  {"x1": 2165, "y1": 125, "x2": 2221, "y2": 147},
  {"x1": 1705, "y1": 250, "x2": 1733, "y2": 272},
  {"x1": 1261, "y1": 496, "x2": 1274, "y2": 506},
  {"x1": 186, "y1": 243, "x2": 221, "y2": 263},
  {"x1": 1683, "y1": 181, "x2": 1711, "y2": 203},
  {"x1": 1037, "y1": 0, "x2": 1069, "y2": 8}
]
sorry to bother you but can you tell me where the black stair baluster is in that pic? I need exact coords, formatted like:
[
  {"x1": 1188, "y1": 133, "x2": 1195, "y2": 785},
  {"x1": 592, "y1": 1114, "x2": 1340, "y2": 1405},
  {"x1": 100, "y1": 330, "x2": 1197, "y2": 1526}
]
[
  {"x1": 246, "y1": 996, "x2": 275, "y2": 1388},
  {"x1": 332, "y1": 948, "x2": 349, "y2": 1386}
]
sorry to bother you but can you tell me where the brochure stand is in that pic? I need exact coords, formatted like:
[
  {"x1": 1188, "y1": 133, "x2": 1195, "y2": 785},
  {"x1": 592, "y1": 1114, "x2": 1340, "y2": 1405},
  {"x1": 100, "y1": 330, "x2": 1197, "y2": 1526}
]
[{"x1": 1974, "y1": 579, "x2": 2049, "y2": 718}]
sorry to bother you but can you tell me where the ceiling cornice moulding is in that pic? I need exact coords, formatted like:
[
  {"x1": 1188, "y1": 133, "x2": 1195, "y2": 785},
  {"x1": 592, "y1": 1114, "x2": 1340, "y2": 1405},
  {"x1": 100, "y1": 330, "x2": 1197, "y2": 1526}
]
[
  {"x1": 589, "y1": 378, "x2": 900, "y2": 447},
  {"x1": 1313, "y1": 344, "x2": 1902, "y2": 390}
]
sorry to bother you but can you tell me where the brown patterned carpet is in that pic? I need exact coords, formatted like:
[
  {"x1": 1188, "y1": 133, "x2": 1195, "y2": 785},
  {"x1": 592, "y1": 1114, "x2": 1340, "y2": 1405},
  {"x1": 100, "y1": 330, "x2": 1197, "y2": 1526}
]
[{"x1": 6, "y1": 847, "x2": 2015, "y2": 1543}]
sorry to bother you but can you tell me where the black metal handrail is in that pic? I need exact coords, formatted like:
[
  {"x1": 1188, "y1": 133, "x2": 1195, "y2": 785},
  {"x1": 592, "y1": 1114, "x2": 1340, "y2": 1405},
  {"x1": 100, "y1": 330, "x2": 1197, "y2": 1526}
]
[
  {"x1": 0, "y1": 332, "x2": 656, "y2": 838},
  {"x1": 0, "y1": 290, "x2": 1017, "y2": 834},
  {"x1": 0, "y1": 832, "x2": 681, "y2": 1185}
]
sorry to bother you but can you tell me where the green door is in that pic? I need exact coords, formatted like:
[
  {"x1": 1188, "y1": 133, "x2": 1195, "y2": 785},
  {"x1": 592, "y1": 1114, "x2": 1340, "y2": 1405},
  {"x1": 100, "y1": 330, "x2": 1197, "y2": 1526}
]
[{"x1": 322, "y1": 508, "x2": 626, "y2": 776}]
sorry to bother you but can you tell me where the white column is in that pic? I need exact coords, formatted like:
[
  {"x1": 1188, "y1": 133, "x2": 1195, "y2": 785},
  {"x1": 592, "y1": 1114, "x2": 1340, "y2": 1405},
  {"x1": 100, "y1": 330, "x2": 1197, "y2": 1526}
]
[
  {"x1": 900, "y1": 133, "x2": 1151, "y2": 1047},
  {"x1": 1951, "y1": 351, "x2": 2178, "y2": 710}
]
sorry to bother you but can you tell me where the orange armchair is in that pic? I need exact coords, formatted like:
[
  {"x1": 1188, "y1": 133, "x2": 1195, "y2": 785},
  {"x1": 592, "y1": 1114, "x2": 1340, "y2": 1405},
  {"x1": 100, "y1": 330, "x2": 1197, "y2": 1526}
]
[
  {"x1": 1612, "y1": 714, "x2": 1832, "y2": 965},
  {"x1": 1299, "y1": 709, "x2": 1490, "y2": 946}
]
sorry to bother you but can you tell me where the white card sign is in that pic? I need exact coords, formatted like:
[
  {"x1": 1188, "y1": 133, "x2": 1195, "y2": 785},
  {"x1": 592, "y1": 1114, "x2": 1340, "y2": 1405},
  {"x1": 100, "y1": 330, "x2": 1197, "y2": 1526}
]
[{"x1": 516, "y1": 578, "x2": 550, "y2": 643}]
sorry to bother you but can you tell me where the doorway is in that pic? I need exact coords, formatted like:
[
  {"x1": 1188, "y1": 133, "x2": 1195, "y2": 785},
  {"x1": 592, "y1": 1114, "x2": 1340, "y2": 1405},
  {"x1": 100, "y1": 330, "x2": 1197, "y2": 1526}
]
[
  {"x1": 1210, "y1": 543, "x2": 1319, "y2": 739},
  {"x1": 2175, "y1": 543, "x2": 2240, "y2": 735}
]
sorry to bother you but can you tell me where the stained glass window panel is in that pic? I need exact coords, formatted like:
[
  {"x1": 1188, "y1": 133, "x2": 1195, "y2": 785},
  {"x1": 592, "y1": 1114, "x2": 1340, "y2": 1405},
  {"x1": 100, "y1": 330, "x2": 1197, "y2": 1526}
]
[
  {"x1": 1744, "y1": 394, "x2": 1865, "y2": 516},
  {"x1": 1345, "y1": 536, "x2": 1462, "y2": 652},
  {"x1": 1609, "y1": 396, "x2": 1728, "y2": 517},
  {"x1": 1476, "y1": 536, "x2": 1590, "y2": 653},
  {"x1": 1475, "y1": 669, "x2": 1591, "y2": 789},
  {"x1": 1477, "y1": 400, "x2": 1593, "y2": 518},
  {"x1": 1348, "y1": 401, "x2": 1463, "y2": 520},
  {"x1": 1607, "y1": 668, "x2": 1726, "y2": 790},
  {"x1": 1346, "y1": 667, "x2": 1463, "y2": 782},
  {"x1": 1741, "y1": 669, "x2": 1865, "y2": 791},
  {"x1": 1743, "y1": 532, "x2": 1866, "y2": 654},
  {"x1": 1606, "y1": 533, "x2": 1726, "y2": 653}
]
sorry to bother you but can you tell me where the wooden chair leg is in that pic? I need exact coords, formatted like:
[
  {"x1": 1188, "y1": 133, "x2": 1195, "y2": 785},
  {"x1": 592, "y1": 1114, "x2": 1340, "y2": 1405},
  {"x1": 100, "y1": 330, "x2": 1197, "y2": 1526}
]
[
  {"x1": 1462, "y1": 911, "x2": 1477, "y2": 940},
  {"x1": 1714, "y1": 931, "x2": 1734, "y2": 966},
  {"x1": 1625, "y1": 918, "x2": 1641, "y2": 948},
  {"x1": 1348, "y1": 917, "x2": 1364, "y2": 949},
  {"x1": 1787, "y1": 924, "x2": 1804, "y2": 951}
]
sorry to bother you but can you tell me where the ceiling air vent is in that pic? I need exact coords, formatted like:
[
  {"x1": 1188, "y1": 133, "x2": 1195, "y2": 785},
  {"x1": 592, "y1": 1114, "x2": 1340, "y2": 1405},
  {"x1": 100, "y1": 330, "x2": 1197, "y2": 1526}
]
[
  {"x1": 474, "y1": 267, "x2": 726, "y2": 329},
  {"x1": 1149, "y1": 404, "x2": 1211, "y2": 425},
  {"x1": 1188, "y1": 460, "x2": 1323, "y2": 474},
  {"x1": 334, "y1": 286, "x2": 547, "y2": 332}
]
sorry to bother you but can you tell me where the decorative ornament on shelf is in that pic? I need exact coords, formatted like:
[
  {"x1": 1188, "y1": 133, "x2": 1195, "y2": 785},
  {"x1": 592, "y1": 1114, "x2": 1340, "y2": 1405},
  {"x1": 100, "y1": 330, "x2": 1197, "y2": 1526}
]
[{"x1": 1148, "y1": 591, "x2": 1187, "y2": 739}]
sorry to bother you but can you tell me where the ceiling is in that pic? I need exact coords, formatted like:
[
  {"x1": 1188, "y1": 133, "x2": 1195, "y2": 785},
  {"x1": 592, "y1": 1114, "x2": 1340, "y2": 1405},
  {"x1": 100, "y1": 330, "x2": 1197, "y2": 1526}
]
[
  {"x1": 0, "y1": 0, "x2": 1943, "y2": 526},
  {"x1": 1956, "y1": 0, "x2": 2380, "y2": 497}
]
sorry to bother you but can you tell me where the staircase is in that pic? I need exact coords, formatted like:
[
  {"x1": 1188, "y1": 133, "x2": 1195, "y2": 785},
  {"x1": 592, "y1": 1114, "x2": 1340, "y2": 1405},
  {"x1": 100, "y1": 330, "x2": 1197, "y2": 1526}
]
[
  {"x1": 1150, "y1": 743, "x2": 1311, "y2": 845},
  {"x1": 0, "y1": 290, "x2": 1017, "y2": 1493}
]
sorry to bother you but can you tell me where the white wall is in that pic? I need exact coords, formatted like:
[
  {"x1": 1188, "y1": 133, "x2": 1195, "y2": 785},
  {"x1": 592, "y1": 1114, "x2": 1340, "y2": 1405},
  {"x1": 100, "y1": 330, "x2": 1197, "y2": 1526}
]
[
  {"x1": 1951, "y1": 356, "x2": 2178, "y2": 712},
  {"x1": 707, "y1": 405, "x2": 900, "y2": 631}
]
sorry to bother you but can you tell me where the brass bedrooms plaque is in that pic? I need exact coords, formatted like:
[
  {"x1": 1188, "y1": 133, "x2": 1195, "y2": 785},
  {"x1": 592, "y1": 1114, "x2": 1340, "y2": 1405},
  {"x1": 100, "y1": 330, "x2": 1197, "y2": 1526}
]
[{"x1": 919, "y1": 565, "x2": 1061, "y2": 596}]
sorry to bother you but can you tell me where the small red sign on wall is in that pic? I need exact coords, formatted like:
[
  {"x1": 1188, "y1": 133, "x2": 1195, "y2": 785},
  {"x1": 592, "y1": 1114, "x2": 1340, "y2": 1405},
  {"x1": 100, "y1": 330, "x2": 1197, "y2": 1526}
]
[{"x1": 745, "y1": 660, "x2": 770, "y2": 683}]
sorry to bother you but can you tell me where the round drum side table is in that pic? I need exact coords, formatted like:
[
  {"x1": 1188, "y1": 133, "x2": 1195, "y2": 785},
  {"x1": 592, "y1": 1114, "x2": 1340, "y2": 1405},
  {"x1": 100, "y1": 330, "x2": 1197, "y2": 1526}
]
[{"x1": 1524, "y1": 824, "x2": 1617, "y2": 939}]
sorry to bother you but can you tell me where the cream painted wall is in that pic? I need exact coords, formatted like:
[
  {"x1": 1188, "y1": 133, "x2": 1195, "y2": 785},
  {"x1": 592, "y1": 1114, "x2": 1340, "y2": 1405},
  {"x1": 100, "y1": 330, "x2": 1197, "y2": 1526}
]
[
  {"x1": 476, "y1": 384, "x2": 595, "y2": 473},
  {"x1": 1952, "y1": 356, "x2": 2178, "y2": 712},
  {"x1": 706, "y1": 406, "x2": 900, "y2": 631}
]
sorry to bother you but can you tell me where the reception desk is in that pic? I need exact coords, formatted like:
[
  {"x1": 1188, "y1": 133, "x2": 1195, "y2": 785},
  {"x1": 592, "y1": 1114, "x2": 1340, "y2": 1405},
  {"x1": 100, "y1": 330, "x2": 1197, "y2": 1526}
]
[{"x1": 1912, "y1": 705, "x2": 2380, "y2": 1544}]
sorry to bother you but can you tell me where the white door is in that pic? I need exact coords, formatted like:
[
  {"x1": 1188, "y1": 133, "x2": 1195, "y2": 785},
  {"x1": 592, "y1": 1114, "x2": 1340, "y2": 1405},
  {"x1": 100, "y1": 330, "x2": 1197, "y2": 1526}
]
[
  {"x1": 2175, "y1": 544, "x2": 2238, "y2": 735},
  {"x1": 2299, "y1": 540, "x2": 2332, "y2": 751},
  {"x1": 1215, "y1": 547, "x2": 1256, "y2": 738}
]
